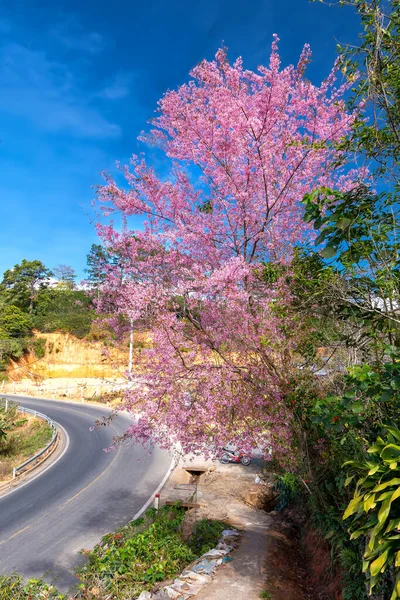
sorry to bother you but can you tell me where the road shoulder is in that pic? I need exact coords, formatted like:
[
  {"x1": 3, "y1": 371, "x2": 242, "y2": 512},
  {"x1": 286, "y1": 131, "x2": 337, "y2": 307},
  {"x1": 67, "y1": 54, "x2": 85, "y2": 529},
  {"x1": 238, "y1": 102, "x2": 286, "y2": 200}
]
[{"x1": 0, "y1": 420, "x2": 68, "y2": 499}]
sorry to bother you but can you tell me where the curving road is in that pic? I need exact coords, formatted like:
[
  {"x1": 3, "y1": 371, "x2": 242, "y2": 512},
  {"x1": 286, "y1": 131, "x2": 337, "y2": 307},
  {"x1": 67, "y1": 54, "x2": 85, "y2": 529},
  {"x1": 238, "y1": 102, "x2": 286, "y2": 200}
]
[{"x1": 0, "y1": 396, "x2": 172, "y2": 593}]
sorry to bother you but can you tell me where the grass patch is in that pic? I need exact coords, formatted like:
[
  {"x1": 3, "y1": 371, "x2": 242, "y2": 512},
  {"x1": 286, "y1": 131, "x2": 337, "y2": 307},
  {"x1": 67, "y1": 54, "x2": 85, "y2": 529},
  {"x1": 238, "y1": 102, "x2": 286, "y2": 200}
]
[
  {"x1": 76, "y1": 504, "x2": 226, "y2": 599},
  {"x1": 0, "y1": 404, "x2": 53, "y2": 481},
  {"x1": 0, "y1": 573, "x2": 64, "y2": 599}
]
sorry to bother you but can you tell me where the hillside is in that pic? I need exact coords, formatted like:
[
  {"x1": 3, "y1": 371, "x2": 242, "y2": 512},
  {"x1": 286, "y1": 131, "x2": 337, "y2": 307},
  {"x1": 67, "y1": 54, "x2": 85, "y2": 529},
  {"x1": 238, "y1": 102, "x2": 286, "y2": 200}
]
[{"x1": 3, "y1": 331, "x2": 150, "y2": 400}]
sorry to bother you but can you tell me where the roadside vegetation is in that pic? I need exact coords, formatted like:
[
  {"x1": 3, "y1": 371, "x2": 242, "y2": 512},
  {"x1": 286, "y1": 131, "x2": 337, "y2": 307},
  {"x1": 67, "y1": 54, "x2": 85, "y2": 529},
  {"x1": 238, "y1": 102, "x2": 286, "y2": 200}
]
[
  {"x1": 0, "y1": 504, "x2": 225, "y2": 600},
  {"x1": 76, "y1": 504, "x2": 225, "y2": 599},
  {"x1": 0, "y1": 401, "x2": 53, "y2": 481},
  {"x1": 264, "y1": 1, "x2": 400, "y2": 598},
  {"x1": 0, "y1": 574, "x2": 64, "y2": 600}
]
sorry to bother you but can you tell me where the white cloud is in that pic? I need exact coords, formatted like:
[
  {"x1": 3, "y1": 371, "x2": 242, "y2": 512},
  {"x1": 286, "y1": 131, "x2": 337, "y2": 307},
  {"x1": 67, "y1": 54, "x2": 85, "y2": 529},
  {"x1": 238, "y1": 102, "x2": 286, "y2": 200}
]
[
  {"x1": 0, "y1": 42, "x2": 121, "y2": 139},
  {"x1": 99, "y1": 72, "x2": 133, "y2": 100},
  {"x1": 49, "y1": 21, "x2": 105, "y2": 54}
]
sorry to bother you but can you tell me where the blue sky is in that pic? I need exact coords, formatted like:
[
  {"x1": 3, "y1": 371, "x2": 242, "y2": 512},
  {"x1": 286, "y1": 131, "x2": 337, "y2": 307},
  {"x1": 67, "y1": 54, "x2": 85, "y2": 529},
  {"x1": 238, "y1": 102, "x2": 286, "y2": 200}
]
[{"x1": 0, "y1": 0, "x2": 359, "y2": 280}]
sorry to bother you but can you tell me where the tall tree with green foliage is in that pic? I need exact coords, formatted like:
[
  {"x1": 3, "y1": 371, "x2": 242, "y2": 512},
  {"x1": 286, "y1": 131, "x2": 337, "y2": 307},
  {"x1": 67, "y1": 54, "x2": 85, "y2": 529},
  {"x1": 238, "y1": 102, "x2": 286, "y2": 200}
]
[
  {"x1": 0, "y1": 305, "x2": 32, "y2": 338},
  {"x1": 295, "y1": 2, "x2": 400, "y2": 598},
  {"x1": 85, "y1": 245, "x2": 110, "y2": 290},
  {"x1": 0, "y1": 259, "x2": 53, "y2": 314},
  {"x1": 305, "y1": 0, "x2": 400, "y2": 360}
]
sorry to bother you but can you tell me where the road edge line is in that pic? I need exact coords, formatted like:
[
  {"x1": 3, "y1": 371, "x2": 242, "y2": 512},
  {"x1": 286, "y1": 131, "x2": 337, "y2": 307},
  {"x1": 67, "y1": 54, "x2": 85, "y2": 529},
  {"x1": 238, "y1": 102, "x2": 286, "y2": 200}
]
[{"x1": 131, "y1": 454, "x2": 177, "y2": 522}]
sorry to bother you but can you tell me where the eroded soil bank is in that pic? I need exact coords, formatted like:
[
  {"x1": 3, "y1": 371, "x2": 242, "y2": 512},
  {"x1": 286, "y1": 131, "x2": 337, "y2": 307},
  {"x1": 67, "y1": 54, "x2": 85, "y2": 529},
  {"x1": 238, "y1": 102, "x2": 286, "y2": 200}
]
[{"x1": 263, "y1": 509, "x2": 343, "y2": 600}]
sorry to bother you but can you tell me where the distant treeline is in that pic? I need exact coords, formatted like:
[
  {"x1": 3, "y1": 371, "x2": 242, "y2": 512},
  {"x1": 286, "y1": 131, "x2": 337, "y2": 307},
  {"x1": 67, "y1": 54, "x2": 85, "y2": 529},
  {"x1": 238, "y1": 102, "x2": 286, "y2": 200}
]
[{"x1": 0, "y1": 245, "x2": 109, "y2": 373}]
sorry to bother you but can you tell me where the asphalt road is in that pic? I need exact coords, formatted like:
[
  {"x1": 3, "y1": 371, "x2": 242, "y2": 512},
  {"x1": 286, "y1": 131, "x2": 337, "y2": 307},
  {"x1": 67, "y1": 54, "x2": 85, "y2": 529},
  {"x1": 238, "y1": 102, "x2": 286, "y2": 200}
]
[{"x1": 0, "y1": 396, "x2": 172, "y2": 593}]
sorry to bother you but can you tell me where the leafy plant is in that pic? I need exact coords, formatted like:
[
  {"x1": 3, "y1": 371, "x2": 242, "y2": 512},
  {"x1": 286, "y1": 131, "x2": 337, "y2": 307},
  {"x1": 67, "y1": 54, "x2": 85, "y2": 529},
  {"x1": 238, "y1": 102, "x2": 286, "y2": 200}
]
[
  {"x1": 274, "y1": 472, "x2": 302, "y2": 511},
  {"x1": 343, "y1": 426, "x2": 400, "y2": 598},
  {"x1": 284, "y1": 374, "x2": 369, "y2": 599},
  {"x1": 76, "y1": 504, "x2": 226, "y2": 599},
  {"x1": 32, "y1": 337, "x2": 46, "y2": 359},
  {"x1": 188, "y1": 519, "x2": 226, "y2": 556},
  {"x1": 0, "y1": 573, "x2": 64, "y2": 600}
]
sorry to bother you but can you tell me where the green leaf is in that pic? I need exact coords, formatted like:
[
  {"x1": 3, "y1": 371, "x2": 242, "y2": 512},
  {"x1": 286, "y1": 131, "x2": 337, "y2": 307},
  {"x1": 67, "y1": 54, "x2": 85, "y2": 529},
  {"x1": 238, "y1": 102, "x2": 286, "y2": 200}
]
[
  {"x1": 372, "y1": 478, "x2": 400, "y2": 493},
  {"x1": 343, "y1": 460, "x2": 369, "y2": 470},
  {"x1": 350, "y1": 518, "x2": 378, "y2": 540},
  {"x1": 337, "y1": 217, "x2": 351, "y2": 230},
  {"x1": 376, "y1": 490, "x2": 395, "y2": 502},
  {"x1": 384, "y1": 518, "x2": 400, "y2": 534},
  {"x1": 343, "y1": 496, "x2": 363, "y2": 520},
  {"x1": 384, "y1": 426, "x2": 400, "y2": 442},
  {"x1": 378, "y1": 499, "x2": 392, "y2": 525},
  {"x1": 370, "y1": 548, "x2": 389, "y2": 576},
  {"x1": 381, "y1": 444, "x2": 400, "y2": 462},
  {"x1": 351, "y1": 529, "x2": 365, "y2": 540},
  {"x1": 321, "y1": 245, "x2": 337, "y2": 259},
  {"x1": 369, "y1": 574, "x2": 379, "y2": 594},
  {"x1": 390, "y1": 573, "x2": 400, "y2": 600},
  {"x1": 390, "y1": 378, "x2": 400, "y2": 390},
  {"x1": 364, "y1": 494, "x2": 377, "y2": 511},
  {"x1": 368, "y1": 465, "x2": 381, "y2": 475},
  {"x1": 368, "y1": 443, "x2": 385, "y2": 454},
  {"x1": 390, "y1": 486, "x2": 400, "y2": 503},
  {"x1": 380, "y1": 390, "x2": 393, "y2": 402}
]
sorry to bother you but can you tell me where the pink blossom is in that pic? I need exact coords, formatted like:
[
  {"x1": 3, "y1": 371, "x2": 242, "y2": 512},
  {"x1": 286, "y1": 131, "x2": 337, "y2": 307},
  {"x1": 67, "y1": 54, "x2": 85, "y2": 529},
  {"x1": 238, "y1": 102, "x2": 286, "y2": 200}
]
[{"x1": 95, "y1": 39, "x2": 366, "y2": 462}]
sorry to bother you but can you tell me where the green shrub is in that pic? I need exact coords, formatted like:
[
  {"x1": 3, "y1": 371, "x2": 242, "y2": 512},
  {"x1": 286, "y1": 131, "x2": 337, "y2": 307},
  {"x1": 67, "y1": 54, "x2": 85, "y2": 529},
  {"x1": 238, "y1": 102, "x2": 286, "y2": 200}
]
[
  {"x1": 274, "y1": 472, "x2": 301, "y2": 511},
  {"x1": 343, "y1": 426, "x2": 400, "y2": 599},
  {"x1": 0, "y1": 337, "x2": 29, "y2": 372},
  {"x1": 33, "y1": 312, "x2": 93, "y2": 338},
  {"x1": 0, "y1": 414, "x2": 52, "y2": 480},
  {"x1": 0, "y1": 573, "x2": 64, "y2": 599},
  {"x1": 31, "y1": 337, "x2": 46, "y2": 358},
  {"x1": 0, "y1": 306, "x2": 32, "y2": 337},
  {"x1": 188, "y1": 518, "x2": 226, "y2": 556},
  {"x1": 76, "y1": 504, "x2": 225, "y2": 599},
  {"x1": 282, "y1": 375, "x2": 369, "y2": 600}
]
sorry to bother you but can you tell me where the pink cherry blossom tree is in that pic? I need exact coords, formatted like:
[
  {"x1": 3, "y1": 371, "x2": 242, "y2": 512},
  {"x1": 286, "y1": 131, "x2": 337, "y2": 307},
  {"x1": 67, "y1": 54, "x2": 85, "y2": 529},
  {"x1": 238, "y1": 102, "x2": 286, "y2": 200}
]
[{"x1": 96, "y1": 38, "x2": 365, "y2": 460}]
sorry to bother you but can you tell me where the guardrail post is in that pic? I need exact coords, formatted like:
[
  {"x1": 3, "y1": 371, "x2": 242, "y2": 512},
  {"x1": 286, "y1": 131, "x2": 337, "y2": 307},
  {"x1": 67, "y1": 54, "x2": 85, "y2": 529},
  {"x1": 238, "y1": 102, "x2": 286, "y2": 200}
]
[{"x1": 13, "y1": 467, "x2": 16, "y2": 479}]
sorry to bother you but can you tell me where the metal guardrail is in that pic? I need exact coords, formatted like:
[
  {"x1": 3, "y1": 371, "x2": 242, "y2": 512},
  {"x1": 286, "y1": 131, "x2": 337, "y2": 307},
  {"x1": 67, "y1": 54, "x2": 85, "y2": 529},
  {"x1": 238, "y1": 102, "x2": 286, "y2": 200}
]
[{"x1": 0, "y1": 398, "x2": 58, "y2": 478}]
